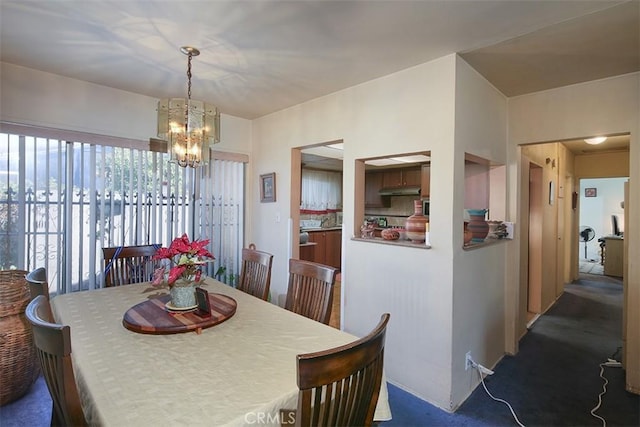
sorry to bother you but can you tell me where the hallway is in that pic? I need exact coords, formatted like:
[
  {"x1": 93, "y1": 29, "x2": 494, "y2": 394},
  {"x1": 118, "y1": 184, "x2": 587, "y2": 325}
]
[
  {"x1": 459, "y1": 272, "x2": 635, "y2": 426},
  {"x1": 388, "y1": 271, "x2": 638, "y2": 426},
  {"x1": 579, "y1": 260, "x2": 605, "y2": 275}
]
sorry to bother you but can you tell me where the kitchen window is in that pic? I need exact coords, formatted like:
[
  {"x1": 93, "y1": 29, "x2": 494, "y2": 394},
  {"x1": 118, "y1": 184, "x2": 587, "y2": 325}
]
[{"x1": 300, "y1": 169, "x2": 342, "y2": 213}]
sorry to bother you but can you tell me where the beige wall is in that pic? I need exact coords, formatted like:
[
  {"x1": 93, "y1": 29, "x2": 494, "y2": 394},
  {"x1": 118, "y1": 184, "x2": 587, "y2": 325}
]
[
  {"x1": 0, "y1": 62, "x2": 252, "y2": 155},
  {"x1": 508, "y1": 72, "x2": 640, "y2": 394},
  {"x1": 575, "y1": 151, "x2": 630, "y2": 178},
  {"x1": 252, "y1": 54, "x2": 512, "y2": 410},
  {"x1": 521, "y1": 143, "x2": 562, "y2": 312},
  {"x1": 252, "y1": 55, "x2": 463, "y2": 409},
  {"x1": 1, "y1": 63, "x2": 156, "y2": 142},
  {"x1": 559, "y1": 145, "x2": 577, "y2": 285},
  {"x1": 450, "y1": 57, "x2": 509, "y2": 407}
]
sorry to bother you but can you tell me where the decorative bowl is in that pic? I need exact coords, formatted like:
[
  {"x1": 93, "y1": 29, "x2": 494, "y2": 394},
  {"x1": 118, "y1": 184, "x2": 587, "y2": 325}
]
[{"x1": 381, "y1": 229, "x2": 400, "y2": 240}]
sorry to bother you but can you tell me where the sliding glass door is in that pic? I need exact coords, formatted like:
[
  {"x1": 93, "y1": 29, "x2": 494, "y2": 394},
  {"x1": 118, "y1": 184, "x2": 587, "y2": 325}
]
[{"x1": 0, "y1": 131, "x2": 244, "y2": 294}]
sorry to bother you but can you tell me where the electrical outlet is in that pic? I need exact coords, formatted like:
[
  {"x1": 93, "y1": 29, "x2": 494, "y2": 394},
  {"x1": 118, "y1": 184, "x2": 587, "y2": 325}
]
[{"x1": 465, "y1": 351, "x2": 473, "y2": 371}]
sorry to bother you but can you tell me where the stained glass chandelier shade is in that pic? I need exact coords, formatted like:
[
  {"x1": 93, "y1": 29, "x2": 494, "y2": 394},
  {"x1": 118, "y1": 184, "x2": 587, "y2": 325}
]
[{"x1": 157, "y1": 47, "x2": 220, "y2": 168}]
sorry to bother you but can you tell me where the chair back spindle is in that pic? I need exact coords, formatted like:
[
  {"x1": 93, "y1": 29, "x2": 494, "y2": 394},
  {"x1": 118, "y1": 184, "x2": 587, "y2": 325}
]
[
  {"x1": 102, "y1": 244, "x2": 160, "y2": 287},
  {"x1": 293, "y1": 313, "x2": 390, "y2": 427},
  {"x1": 285, "y1": 259, "x2": 337, "y2": 325},
  {"x1": 237, "y1": 248, "x2": 274, "y2": 301}
]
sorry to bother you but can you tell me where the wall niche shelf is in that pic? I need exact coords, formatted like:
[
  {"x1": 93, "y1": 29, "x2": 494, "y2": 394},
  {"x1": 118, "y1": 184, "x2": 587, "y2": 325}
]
[
  {"x1": 464, "y1": 152, "x2": 507, "y2": 249},
  {"x1": 352, "y1": 236, "x2": 432, "y2": 249}
]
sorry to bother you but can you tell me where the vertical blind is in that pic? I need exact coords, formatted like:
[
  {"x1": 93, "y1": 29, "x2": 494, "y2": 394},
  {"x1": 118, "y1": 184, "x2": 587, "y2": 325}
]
[{"x1": 0, "y1": 131, "x2": 244, "y2": 295}]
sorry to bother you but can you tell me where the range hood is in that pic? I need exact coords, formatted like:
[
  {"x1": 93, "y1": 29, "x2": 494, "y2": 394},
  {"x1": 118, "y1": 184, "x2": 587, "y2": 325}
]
[{"x1": 378, "y1": 186, "x2": 421, "y2": 196}]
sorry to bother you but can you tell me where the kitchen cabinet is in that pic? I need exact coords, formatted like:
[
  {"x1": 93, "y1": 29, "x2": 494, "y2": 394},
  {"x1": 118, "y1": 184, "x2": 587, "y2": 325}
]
[
  {"x1": 324, "y1": 230, "x2": 342, "y2": 269},
  {"x1": 308, "y1": 231, "x2": 326, "y2": 264},
  {"x1": 365, "y1": 172, "x2": 389, "y2": 208},
  {"x1": 403, "y1": 167, "x2": 422, "y2": 187},
  {"x1": 382, "y1": 167, "x2": 421, "y2": 188},
  {"x1": 421, "y1": 165, "x2": 430, "y2": 197},
  {"x1": 299, "y1": 243, "x2": 316, "y2": 262},
  {"x1": 306, "y1": 229, "x2": 342, "y2": 269},
  {"x1": 365, "y1": 166, "x2": 424, "y2": 207},
  {"x1": 382, "y1": 170, "x2": 402, "y2": 188}
]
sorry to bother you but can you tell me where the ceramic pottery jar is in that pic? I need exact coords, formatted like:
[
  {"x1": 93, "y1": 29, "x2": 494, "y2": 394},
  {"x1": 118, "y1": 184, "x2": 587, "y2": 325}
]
[
  {"x1": 360, "y1": 222, "x2": 375, "y2": 238},
  {"x1": 405, "y1": 200, "x2": 428, "y2": 243},
  {"x1": 381, "y1": 228, "x2": 400, "y2": 240},
  {"x1": 463, "y1": 222, "x2": 473, "y2": 245},
  {"x1": 467, "y1": 209, "x2": 489, "y2": 243}
]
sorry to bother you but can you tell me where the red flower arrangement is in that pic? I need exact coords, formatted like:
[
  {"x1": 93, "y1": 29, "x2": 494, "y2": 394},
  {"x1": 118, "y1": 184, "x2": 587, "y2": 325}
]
[{"x1": 152, "y1": 234, "x2": 214, "y2": 287}]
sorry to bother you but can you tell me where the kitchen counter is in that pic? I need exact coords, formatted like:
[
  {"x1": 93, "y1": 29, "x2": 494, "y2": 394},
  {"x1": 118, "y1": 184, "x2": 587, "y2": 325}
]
[
  {"x1": 301, "y1": 226, "x2": 343, "y2": 232},
  {"x1": 352, "y1": 236, "x2": 431, "y2": 249}
]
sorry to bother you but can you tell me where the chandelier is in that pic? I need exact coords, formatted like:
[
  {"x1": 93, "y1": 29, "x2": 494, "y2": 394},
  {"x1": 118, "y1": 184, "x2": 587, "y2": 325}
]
[{"x1": 157, "y1": 46, "x2": 220, "y2": 168}]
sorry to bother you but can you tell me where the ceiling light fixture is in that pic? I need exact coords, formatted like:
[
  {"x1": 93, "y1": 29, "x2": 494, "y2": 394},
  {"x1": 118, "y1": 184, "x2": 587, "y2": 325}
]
[
  {"x1": 584, "y1": 136, "x2": 607, "y2": 145},
  {"x1": 157, "y1": 47, "x2": 220, "y2": 167}
]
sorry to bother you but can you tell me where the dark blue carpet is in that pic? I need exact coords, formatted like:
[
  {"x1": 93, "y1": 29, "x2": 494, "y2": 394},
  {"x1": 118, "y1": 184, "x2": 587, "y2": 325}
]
[
  {"x1": 385, "y1": 276, "x2": 638, "y2": 427},
  {"x1": 386, "y1": 383, "x2": 499, "y2": 426}
]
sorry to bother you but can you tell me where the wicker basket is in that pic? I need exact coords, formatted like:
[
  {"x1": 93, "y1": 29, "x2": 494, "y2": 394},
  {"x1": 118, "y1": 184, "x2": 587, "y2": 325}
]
[{"x1": 0, "y1": 270, "x2": 40, "y2": 406}]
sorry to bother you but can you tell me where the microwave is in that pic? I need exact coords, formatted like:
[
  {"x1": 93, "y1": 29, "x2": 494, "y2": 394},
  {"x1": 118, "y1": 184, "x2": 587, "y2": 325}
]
[{"x1": 422, "y1": 199, "x2": 430, "y2": 217}]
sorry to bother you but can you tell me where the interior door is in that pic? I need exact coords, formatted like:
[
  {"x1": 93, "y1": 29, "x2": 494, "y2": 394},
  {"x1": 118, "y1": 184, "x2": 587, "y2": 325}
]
[{"x1": 528, "y1": 164, "x2": 543, "y2": 316}]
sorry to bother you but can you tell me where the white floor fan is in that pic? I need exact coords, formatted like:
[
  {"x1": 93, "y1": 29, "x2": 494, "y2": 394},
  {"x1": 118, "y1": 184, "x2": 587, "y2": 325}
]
[{"x1": 579, "y1": 225, "x2": 595, "y2": 259}]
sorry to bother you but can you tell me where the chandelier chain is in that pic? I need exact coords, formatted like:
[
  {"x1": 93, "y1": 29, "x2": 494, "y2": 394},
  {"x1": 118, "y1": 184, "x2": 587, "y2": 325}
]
[{"x1": 187, "y1": 52, "x2": 193, "y2": 101}]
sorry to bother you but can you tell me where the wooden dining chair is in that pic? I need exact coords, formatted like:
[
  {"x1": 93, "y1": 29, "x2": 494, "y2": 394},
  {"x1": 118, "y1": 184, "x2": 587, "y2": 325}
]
[
  {"x1": 25, "y1": 267, "x2": 50, "y2": 300},
  {"x1": 25, "y1": 267, "x2": 54, "y2": 322},
  {"x1": 288, "y1": 313, "x2": 390, "y2": 427},
  {"x1": 102, "y1": 244, "x2": 160, "y2": 287},
  {"x1": 285, "y1": 259, "x2": 337, "y2": 325},
  {"x1": 236, "y1": 247, "x2": 274, "y2": 301},
  {"x1": 25, "y1": 295, "x2": 87, "y2": 427}
]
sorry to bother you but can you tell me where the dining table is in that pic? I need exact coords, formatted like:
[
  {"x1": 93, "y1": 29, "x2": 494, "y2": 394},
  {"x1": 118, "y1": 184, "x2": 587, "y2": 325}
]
[{"x1": 50, "y1": 277, "x2": 392, "y2": 426}]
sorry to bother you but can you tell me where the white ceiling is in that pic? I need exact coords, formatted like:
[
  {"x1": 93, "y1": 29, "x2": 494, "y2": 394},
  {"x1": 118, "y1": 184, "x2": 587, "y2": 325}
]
[
  {"x1": 1, "y1": 0, "x2": 637, "y2": 121},
  {"x1": 302, "y1": 133, "x2": 633, "y2": 171},
  {"x1": 1, "y1": 1, "x2": 637, "y2": 170}
]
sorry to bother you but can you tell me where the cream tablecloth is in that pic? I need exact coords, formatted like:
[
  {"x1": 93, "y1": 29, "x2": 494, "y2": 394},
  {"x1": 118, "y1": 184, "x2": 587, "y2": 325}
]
[{"x1": 51, "y1": 278, "x2": 391, "y2": 426}]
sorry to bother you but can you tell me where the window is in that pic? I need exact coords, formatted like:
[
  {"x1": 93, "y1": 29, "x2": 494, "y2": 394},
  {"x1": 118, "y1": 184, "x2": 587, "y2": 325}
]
[
  {"x1": 463, "y1": 152, "x2": 507, "y2": 247},
  {"x1": 0, "y1": 131, "x2": 244, "y2": 294},
  {"x1": 300, "y1": 169, "x2": 342, "y2": 213}
]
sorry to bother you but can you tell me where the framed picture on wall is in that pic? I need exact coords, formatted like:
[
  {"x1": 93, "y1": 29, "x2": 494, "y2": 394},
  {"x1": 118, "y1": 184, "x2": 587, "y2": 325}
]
[
  {"x1": 585, "y1": 187, "x2": 597, "y2": 198},
  {"x1": 260, "y1": 173, "x2": 276, "y2": 203}
]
